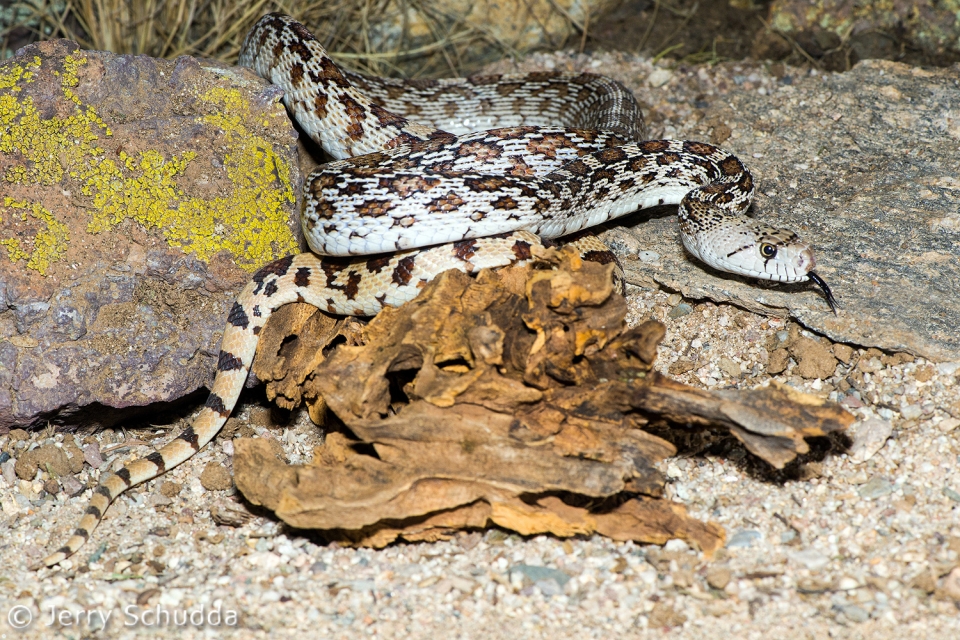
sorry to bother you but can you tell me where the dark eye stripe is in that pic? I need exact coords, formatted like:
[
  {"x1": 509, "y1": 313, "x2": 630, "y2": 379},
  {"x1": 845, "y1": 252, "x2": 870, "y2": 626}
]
[{"x1": 725, "y1": 244, "x2": 754, "y2": 258}]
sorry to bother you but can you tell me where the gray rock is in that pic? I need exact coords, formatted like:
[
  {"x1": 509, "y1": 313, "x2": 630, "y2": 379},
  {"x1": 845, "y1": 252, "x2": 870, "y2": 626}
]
[
  {"x1": 857, "y1": 476, "x2": 894, "y2": 499},
  {"x1": 726, "y1": 529, "x2": 762, "y2": 548},
  {"x1": 667, "y1": 302, "x2": 693, "y2": 318},
  {"x1": 618, "y1": 60, "x2": 960, "y2": 362},
  {"x1": 82, "y1": 443, "x2": 103, "y2": 469},
  {"x1": 835, "y1": 603, "x2": 871, "y2": 623},
  {"x1": 0, "y1": 40, "x2": 302, "y2": 430},
  {"x1": 942, "y1": 487, "x2": 960, "y2": 503},
  {"x1": 789, "y1": 549, "x2": 830, "y2": 571},
  {"x1": 509, "y1": 564, "x2": 571, "y2": 591},
  {"x1": 1, "y1": 458, "x2": 16, "y2": 485},
  {"x1": 337, "y1": 579, "x2": 376, "y2": 592}
]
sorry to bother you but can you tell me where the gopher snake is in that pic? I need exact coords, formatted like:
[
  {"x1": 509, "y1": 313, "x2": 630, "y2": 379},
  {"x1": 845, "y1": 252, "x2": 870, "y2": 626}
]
[{"x1": 41, "y1": 13, "x2": 837, "y2": 567}]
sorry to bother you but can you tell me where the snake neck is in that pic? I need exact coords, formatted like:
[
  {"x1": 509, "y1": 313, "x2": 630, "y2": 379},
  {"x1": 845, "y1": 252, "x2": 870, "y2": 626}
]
[{"x1": 238, "y1": 13, "x2": 450, "y2": 159}]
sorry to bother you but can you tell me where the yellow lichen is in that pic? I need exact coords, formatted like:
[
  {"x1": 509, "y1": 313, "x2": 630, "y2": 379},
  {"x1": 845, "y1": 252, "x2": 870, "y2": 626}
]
[
  {"x1": 0, "y1": 50, "x2": 299, "y2": 276},
  {"x1": 0, "y1": 56, "x2": 39, "y2": 91},
  {"x1": 1, "y1": 198, "x2": 70, "y2": 275}
]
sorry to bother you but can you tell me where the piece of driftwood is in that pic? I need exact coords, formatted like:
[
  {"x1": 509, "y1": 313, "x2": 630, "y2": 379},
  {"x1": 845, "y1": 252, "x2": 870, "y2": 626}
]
[{"x1": 235, "y1": 247, "x2": 852, "y2": 553}]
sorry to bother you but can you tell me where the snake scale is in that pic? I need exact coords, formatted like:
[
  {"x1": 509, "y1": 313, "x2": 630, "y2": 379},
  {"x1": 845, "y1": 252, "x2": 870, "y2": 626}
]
[{"x1": 41, "y1": 13, "x2": 837, "y2": 568}]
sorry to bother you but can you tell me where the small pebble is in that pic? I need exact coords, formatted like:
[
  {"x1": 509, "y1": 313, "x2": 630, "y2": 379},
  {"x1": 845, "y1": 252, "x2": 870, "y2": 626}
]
[
  {"x1": 938, "y1": 417, "x2": 960, "y2": 433},
  {"x1": 718, "y1": 357, "x2": 742, "y2": 378},
  {"x1": 838, "y1": 577, "x2": 859, "y2": 590},
  {"x1": 160, "y1": 481, "x2": 182, "y2": 497},
  {"x1": 900, "y1": 404, "x2": 922, "y2": 420},
  {"x1": 83, "y1": 443, "x2": 104, "y2": 469},
  {"x1": 510, "y1": 564, "x2": 571, "y2": 589},
  {"x1": 790, "y1": 549, "x2": 830, "y2": 571},
  {"x1": 837, "y1": 604, "x2": 870, "y2": 623},
  {"x1": 726, "y1": 530, "x2": 762, "y2": 548},
  {"x1": 647, "y1": 68, "x2": 673, "y2": 87},
  {"x1": 942, "y1": 487, "x2": 960, "y2": 503},
  {"x1": 848, "y1": 418, "x2": 892, "y2": 463},
  {"x1": 706, "y1": 566, "x2": 732, "y2": 590},
  {"x1": 832, "y1": 343, "x2": 854, "y2": 364},
  {"x1": 535, "y1": 579, "x2": 563, "y2": 596},
  {"x1": 663, "y1": 539, "x2": 689, "y2": 552},
  {"x1": 1, "y1": 496, "x2": 18, "y2": 516},
  {"x1": 668, "y1": 303, "x2": 693, "y2": 318},
  {"x1": 199, "y1": 463, "x2": 233, "y2": 491},
  {"x1": 858, "y1": 476, "x2": 894, "y2": 499},
  {"x1": 637, "y1": 250, "x2": 660, "y2": 263},
  {"x1": 841, "y1": 395, "x2": 864, "y2": 409},
  {"x1": 1, "y1": 459, "x2": 16, "y2": 485},
  {"x1": 936, "y1": 362, "x2": 960, "y2": 376},
  {"x1": 60, "y1": 475, "x2": 83, "y2": 495},
  {"x1": 941, "y1": 567, "x2": 960, "y2": 601}
]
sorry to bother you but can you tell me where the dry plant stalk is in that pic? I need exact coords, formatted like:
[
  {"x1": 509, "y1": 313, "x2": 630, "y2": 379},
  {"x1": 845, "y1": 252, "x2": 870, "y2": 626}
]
[
  {"x1": 236, "y1": 247, "x2": 853, "y2": 552},
  {"x1": 4, "y1": 0, "x2": 602, "y2": 76}
]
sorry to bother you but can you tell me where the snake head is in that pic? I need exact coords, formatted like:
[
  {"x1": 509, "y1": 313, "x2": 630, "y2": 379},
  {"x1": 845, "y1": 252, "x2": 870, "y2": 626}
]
[{"x1": 680, "y1": 219, "x2": 838, "y2": 313}]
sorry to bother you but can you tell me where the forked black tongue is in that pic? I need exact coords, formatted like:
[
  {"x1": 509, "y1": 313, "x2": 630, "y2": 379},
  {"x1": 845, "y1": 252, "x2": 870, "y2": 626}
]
[{"x1": 807, "y1": 271, "x2": 839, "y2": 315}]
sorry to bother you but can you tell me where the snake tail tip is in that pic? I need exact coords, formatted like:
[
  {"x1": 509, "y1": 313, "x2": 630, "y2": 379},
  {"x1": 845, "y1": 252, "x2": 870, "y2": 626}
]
[{"x1": 808, "y1": 271, "x2": 839, "y2": 315}]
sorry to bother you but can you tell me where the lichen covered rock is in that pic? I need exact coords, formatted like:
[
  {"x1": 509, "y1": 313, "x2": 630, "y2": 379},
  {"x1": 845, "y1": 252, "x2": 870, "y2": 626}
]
[{"x1": 0, "y1": 40, "x2": 302, "y2": 430}]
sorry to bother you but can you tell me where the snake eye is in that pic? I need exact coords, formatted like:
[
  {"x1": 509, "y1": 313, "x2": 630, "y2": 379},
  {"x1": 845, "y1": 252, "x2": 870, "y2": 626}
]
[{"x1": 759, "y1": 243, "x2": 777, "y2": 259}]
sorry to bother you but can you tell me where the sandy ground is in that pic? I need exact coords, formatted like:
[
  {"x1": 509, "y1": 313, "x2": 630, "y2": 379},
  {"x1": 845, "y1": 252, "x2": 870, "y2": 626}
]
[{"x1": 1, "y1": 282, "x2": 958, "y2": 639}]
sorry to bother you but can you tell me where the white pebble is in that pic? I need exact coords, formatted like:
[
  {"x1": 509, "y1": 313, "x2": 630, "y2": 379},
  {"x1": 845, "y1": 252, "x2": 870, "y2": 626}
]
[
  {"x1": 938, "y1": 417, "x2": 960, "y2": 433},
  {"x1": 663, "y1": 539, "x2": 689, "y2": 552},
  {"x1": 637, "y1": 251, "x2": 660, "y2": 263},
  {"x1": 936, "y1": 362, "x2": 959, "y2": 375},
  {"x1": 839, "y1": 576, "x2": 859, "y2": 590},
  {"x1": 789, "y1": 549, "x2": 830, "y2": 571},
  {"x1": 647, "y1": 69, "x2": 673, "y2": 87},
  {"x1": 900, "y1": 404, "x2": 922, "y2": 420},
  {"x1": 849, "y1": 418, "x2": 892, "y2": 463}
]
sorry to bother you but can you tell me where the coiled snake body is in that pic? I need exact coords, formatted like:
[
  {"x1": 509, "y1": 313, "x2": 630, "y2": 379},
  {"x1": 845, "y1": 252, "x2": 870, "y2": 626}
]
[{"x1": 42, "y1": 13, "x2": 836, "y2": 567}]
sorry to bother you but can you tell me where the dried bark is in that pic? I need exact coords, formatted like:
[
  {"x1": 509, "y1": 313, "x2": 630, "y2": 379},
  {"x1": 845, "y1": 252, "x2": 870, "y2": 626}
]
[{"x1": 237, "y1": 247, "x2": 852, "y2": 553}]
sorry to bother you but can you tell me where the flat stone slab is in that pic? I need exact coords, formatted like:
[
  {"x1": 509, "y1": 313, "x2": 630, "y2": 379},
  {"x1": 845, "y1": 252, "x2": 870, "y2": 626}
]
[{"x1": 623, "y1": 59, "x2": 959, "y2": 362}]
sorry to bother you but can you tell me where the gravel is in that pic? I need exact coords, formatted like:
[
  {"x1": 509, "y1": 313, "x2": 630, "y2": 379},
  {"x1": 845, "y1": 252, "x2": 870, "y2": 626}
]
[{"x1": 0, "y1": 283, "x2": 956, "y2": 638}]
